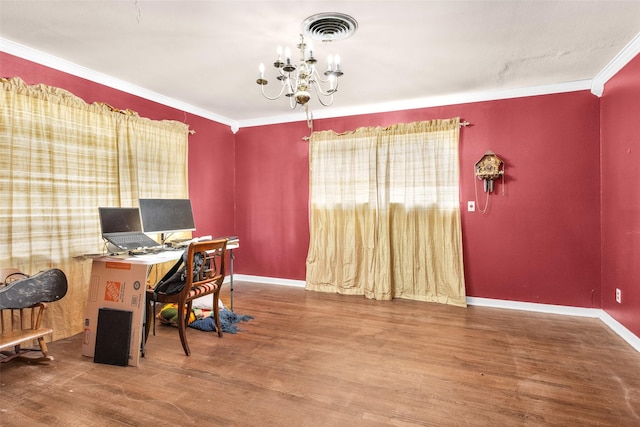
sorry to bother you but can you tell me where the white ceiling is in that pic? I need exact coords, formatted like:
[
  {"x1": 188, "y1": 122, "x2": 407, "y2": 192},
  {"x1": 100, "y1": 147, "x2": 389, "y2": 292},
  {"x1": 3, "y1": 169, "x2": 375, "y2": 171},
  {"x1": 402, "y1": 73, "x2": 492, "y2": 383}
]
[{"x1": 1, "y1": 1, "x2": 640, "y2": 128}]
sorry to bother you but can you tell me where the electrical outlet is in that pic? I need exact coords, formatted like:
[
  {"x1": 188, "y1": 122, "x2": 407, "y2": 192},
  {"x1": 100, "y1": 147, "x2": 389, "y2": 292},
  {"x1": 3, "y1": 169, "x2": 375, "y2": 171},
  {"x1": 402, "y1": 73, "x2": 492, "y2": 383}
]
[
  {"x1": 615, "y1": 288, "x2": 621, "y2": 303},
  {"x1": 467, "y1": 201, "x2": 475, "y2": 212}
]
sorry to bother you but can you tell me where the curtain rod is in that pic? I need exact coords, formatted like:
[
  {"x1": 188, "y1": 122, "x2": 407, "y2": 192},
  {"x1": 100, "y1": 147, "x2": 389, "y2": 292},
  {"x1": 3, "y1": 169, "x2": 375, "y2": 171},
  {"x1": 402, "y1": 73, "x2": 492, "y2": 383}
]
[{"x1": 302, "y1": 119, "x2": 471, "y2": 141}]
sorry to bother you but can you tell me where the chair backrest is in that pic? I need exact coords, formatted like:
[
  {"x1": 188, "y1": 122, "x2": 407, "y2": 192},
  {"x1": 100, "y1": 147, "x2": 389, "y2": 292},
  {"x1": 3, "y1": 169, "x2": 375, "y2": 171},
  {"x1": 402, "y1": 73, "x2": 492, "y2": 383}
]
[
  {"x1": 0, "y1": 269, "x2": 68, "y2": 310},
  {"x1": 1, "y1": 268, "x2": 24, "y2": 284},
  {"x1": 0, "y1": 268, "x2": 67, "y2": 336},
  {"x1": 183, "y1": 239, "x2": 227, "y2": 298}
]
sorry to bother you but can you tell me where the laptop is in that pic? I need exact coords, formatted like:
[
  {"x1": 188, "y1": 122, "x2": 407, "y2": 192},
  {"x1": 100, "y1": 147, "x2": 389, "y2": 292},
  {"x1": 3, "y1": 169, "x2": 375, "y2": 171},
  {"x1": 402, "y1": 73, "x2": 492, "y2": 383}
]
[{"x1": 98, "y1": 207, "x2": 161, "y2": 251}]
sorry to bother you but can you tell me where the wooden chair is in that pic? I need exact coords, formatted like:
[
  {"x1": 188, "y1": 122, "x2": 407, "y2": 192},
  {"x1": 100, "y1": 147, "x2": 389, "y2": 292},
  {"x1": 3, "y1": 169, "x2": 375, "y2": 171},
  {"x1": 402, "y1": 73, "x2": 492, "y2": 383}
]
[
  {"x1": 0, "y1": 268, "x2": 68, "y2": 363},
  {"x1": 144, "y1": 239, "x2": 227, "y2": 356}
]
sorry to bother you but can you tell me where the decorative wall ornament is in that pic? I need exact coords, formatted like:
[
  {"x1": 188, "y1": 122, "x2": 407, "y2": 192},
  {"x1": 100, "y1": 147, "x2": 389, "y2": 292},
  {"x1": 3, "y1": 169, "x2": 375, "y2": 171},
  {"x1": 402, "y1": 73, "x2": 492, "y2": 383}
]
[{"x1": 474, "y1": 151, "x2": 505, "y2": 214}]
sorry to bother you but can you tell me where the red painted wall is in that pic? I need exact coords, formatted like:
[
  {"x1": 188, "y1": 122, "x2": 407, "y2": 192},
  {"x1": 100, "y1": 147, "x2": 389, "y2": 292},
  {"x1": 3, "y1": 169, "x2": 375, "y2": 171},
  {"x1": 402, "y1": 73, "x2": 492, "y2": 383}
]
[
  {"x1": 0, "y1": 52, "x2": 236, "y2": 241},
  {"x1": 235, "y1": 94, "x2": 602, "y2": 309},
  {"x1": 184, "y1": 113, "x2": 235, "y2": 239},
  {"x1": 234, "y1": 122, "x2": 311, "y2": 279},
  {"x1": 600, "y1": 53, "x2": 640, "y2": 337},
  {"x1": 458, "y1": 94, "x2": 601, "y2": 307}
]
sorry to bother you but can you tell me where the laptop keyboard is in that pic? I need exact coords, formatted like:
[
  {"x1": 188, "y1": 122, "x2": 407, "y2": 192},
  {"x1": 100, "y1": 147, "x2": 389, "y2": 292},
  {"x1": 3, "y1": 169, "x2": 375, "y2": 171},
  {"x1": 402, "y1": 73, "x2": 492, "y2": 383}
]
[{"x1": 111, "y1": 235, "x2": 146, "y2": 244}]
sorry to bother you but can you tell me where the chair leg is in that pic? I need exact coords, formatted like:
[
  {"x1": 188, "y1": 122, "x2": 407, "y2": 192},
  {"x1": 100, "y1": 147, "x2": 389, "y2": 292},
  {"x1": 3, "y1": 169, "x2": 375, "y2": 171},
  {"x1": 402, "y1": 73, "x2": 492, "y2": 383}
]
[
  {"x1": 213, "y1": 292, "x2": 223, "y2": 338},
  {"x1": 177, "y1": 302, "x2": 191, "y2": 356},
  {"x1": 37, "y1": 336, "x2": 53, "y2": 361}
]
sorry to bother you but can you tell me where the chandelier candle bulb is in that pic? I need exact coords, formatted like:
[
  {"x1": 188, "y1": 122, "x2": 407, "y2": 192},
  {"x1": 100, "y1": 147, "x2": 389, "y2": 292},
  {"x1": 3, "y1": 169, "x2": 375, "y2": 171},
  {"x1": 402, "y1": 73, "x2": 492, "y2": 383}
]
[
  {"x1": 334, "y1": 55, "x2": 341, "y2": 72},
  {"x1": 307, "y1": 41, "x2": 314, "y2": 60},
  {"x1": 256, "y1": 63, "x2": 268, "y2": 85},
  {"x1": 282, "y1": 46, "x2": 296, "y2": 72}
]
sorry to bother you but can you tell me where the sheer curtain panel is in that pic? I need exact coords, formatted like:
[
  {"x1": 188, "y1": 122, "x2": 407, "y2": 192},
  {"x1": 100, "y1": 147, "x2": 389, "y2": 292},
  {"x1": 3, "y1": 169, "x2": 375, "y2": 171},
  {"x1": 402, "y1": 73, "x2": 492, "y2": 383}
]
[
  {"x1": 0, "y1": 77, "x2": 189, "y2": 340},
  {"x1": 306, "y1": 118, "x2": 466, "y2": 307}
]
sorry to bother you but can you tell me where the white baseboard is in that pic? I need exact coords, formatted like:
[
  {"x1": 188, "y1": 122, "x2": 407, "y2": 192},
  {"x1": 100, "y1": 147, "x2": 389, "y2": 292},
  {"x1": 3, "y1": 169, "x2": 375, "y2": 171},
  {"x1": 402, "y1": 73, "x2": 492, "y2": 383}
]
[
  {"x1": 233, "y1": 274, "x2": 306, "y2": 288},
  {"x1": 231, "y1": 275, "x2": 640, "y2": 352},
  {"x1": 598, "y1": 311, "x2": 640, "y2": 353},
  {"x1": 466, "y1": 296, "x2": 602, "y2": 317},
  {"x1": 467, "y1": 297, "x2": 640, "y2": 352}
]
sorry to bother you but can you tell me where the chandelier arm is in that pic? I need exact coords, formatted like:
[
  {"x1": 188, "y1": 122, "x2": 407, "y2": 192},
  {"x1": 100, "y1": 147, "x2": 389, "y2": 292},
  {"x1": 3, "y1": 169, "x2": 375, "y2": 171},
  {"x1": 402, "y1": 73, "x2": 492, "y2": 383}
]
[
  {"x1": 314, "y1": 84, "x2": 339, "y2": 98},
  {"x1": 310, "y1": 71, "x2": 340, "y2": 96},
  {"x1": 286, "y1": 75, "x2": 295, "y2": 94},
  {"x1": 311, "y1": 79, "x2": 334, "y2": 107},
  {"x1": 315, "y1": 92, "x2": 334, "y2": 107},
  {"x1": 310, "y1": 78, "x2": 338, "y2": 100},
  {"x1": 311, "y1": 68, "x2": 333, "y2": 84},
  {"x1": 260, "y1": 83, "x2": 288, "y2": 101},
  {"x1": 311, "y1": 68, "x2": 343, "y2": 87}
]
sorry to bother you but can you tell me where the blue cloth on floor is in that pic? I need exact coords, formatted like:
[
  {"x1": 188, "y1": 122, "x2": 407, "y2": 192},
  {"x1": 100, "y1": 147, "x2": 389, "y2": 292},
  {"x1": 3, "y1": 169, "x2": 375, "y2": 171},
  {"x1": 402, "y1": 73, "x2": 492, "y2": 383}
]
[{"x1": 189, "y1": 309, "x2": 253, "y2": 334}]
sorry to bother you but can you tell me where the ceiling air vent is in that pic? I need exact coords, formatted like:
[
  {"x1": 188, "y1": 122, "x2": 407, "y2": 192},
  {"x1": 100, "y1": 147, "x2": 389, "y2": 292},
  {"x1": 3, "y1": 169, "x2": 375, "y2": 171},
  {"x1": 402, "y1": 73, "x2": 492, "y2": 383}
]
[{"x1": 301, "y1": 13, "x2": 358, "y2": 42}]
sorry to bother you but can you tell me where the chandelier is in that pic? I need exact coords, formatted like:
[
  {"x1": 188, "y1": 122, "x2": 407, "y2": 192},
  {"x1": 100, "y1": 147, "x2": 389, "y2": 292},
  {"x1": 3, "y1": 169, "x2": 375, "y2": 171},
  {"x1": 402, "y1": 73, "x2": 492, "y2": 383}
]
[
  {"x1": 255, "y1": 13, "x2": 357, "y2": 118},
  {"x1": 256, "y1": 34, "x2": 343, "y2": 109}
]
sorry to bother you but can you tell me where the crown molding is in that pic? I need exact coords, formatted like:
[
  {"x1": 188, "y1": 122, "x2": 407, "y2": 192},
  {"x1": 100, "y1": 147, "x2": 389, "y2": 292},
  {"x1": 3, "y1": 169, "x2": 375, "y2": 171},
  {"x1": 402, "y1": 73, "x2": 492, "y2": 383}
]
[
  {"x1": 591, "y1": 31, "x2": 640, "y2": 97},
  {"x1": 237, "y1": 80, "x2": 592, "y2": 129},
  {"x1": 6, "y1": 34, "x2": 633, "y2": 130},
  {"x1": 0, "y1": 37, "x2": 239, "y2": 131}
]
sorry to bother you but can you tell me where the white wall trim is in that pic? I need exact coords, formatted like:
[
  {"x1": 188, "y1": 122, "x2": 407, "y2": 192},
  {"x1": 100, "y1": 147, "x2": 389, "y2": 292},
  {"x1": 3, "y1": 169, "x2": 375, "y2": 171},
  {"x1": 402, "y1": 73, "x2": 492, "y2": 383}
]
[
  {"x1": 2, "y1": 36, "x2": 593, "y2": 131},
  {"x1": 237, "y1": 80, "x2": 592, "y2": 129},
  {"x1": 233, "y1": 276, "x2": 640, "y2": 352},
  {"x1": 6, "y1": 31, "x2": 640, "y2": 124},
  {"x1": 591, "y1": 31, "x2": 640, "y2": 97},
  {"x1": 0, "y1": 37, "x2": 239, "y2": 131},
  {"x1": 599, "y1": 311, "x2": 640, "y2": 353},
  {"x1": 234, "y1": 274, "x2": 306, "y2": 288},
  {"x1": 465, "y1": 296, "x2": 602, "y2": 318},
  {"x1": 467, "y1": 297, "x2": 640, "y2": 352}
]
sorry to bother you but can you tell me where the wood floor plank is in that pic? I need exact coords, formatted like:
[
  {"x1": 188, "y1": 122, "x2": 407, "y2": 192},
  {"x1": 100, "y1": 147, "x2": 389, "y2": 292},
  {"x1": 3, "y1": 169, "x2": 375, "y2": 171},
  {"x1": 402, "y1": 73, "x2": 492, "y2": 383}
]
[{"x1": 1, "y1": 282, "x2": 639, "y2": 426}]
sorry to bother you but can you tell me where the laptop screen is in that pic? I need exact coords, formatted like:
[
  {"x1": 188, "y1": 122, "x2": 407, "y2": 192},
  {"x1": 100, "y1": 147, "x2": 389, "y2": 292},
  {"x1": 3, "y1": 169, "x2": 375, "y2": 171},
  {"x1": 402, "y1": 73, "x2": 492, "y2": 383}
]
[{"x1": 99, "y1": 207, "x2": 143, "y2": 234}]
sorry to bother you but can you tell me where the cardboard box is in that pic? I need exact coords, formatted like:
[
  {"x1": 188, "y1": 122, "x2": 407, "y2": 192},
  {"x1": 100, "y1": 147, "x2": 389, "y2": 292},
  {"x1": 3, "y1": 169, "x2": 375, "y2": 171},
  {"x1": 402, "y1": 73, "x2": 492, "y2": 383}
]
[{"x1": 82, "y1": 259, "x2": 149, "y2": 366}]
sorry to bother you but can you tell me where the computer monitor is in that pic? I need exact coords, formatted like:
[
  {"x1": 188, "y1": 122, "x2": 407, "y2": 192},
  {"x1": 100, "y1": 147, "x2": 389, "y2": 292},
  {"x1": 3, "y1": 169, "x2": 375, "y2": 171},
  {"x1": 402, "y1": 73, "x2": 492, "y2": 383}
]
[
  {"x1": 138, "y1": 198, "x2": 196, "y2": 241},
  {"x1": 98, "y1": 207, "x2": 143, "y2": 234}
]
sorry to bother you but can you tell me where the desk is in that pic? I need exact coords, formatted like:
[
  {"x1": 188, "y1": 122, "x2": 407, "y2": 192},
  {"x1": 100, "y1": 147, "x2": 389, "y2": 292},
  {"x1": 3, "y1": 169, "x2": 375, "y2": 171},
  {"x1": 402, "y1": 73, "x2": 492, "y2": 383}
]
[{"x1": 82, "y1": 241, "x2": 238, "y2": 366}]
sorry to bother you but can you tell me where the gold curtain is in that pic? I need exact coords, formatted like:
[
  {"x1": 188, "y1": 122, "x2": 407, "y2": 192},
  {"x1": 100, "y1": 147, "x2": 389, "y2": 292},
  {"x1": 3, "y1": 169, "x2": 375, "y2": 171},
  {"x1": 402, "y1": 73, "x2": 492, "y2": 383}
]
[
  {"x1": 306, "y1": 118, "x2": 466, "y2": 307},
  {"x1": 0, "y1": 77, "x2": 189, "y2": 340}
]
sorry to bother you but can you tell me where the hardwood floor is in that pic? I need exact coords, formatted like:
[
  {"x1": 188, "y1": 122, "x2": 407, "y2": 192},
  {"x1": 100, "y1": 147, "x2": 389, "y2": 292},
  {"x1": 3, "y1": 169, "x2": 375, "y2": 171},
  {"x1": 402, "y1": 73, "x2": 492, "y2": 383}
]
[{"x1": 1, "y1": 282, "x2": 639, "y2": 426}]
